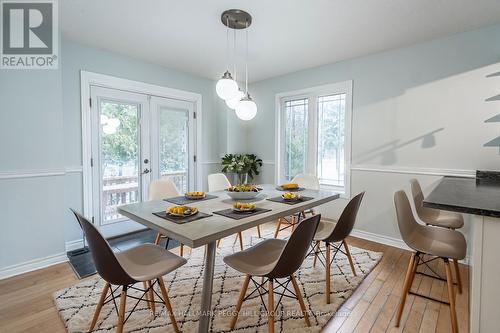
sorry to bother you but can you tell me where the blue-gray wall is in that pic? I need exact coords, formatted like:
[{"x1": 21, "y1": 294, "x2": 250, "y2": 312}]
[
  {"x1": 235, "y1": 23, "x2": 500, "y2": 249},
  {"x1": 0, "y1": 37, "x2": 225, "y2": 273}
]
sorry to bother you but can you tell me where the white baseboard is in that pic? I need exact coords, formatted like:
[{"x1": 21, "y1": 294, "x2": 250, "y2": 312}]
[
  {"x1": 0, "y1": 252, "x2": 68, "y2": 280},
  {"x1": 66, "y1": 239, "x2": 84, "y2": 252},
  {"x1": 323, "y1": 218, "x2": 471, "y2": 265}
]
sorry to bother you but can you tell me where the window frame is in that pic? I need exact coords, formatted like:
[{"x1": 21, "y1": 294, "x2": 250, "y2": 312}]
[{"x1": 275, "y1": 81, "x2": 353, "y2": 198}]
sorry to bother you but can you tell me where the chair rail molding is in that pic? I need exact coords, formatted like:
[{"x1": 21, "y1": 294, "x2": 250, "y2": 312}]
[
  {"x1": 350, "y1": 164, "x2": 475, "y2": 178},
  {"x1": 0, "y1": 169, "x2": 66, "y2": 179},
  {"x1": 0, "y1": 166, "x2": 84, "y2": 180}
]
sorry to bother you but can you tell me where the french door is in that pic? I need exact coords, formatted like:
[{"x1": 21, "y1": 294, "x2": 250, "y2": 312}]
[{"x1": 89, "y1": 86, "x2": 196, "y2": 237}]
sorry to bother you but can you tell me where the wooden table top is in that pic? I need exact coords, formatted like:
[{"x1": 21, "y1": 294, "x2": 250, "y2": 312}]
[{"x1": 118, "y1": 184, "x2": 340, "y2": 248}]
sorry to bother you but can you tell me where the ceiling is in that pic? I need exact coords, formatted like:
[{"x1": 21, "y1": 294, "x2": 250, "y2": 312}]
[{"x1": 61, "y1": 0, "x2": 500, "y2": 82}]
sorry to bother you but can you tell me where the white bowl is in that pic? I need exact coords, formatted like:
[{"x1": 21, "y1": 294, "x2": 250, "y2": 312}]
[{"x1": 225, "y1": 189, "x2": 262, "y2": 200}]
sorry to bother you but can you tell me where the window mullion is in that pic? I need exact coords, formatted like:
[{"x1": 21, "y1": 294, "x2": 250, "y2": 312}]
[{"x1": 307, "y1": 94, "x2": 317, "y2": 176}]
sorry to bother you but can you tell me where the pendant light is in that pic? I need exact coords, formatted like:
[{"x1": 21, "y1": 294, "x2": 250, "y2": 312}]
[
  {"x1": 216, "y1": 16, "x2": 238, "y2": 100},
  {"x1": 235, "y1": 20, "x2": 257, "y2": 120}
]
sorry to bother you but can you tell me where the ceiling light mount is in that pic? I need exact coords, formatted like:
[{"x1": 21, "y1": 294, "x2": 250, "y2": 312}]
[{"x1": 221, "y1": 9, "x2": 252, "y2": 29}]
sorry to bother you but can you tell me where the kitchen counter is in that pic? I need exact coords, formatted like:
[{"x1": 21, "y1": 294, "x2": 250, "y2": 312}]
[{"x1": 423, "y1": 176, "x2": 500, "y2": 218}]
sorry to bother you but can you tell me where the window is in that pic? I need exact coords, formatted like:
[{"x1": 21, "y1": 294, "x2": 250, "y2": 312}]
[{"x1": 277, "y1": 81, "x2": 352, "y2": 195}]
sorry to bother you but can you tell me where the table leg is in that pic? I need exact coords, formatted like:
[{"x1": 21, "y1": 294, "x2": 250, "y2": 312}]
[{"x1": 198, "y1": 241, "x2": 216, "y2": 332}]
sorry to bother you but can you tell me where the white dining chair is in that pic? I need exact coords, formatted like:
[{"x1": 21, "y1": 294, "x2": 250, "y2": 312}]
[
  {"x1": 291, "y1": 173, "x2": 320, "y2": 190},
  {"x1": 207, "y1": 173, "x2": 262, "y2": 249},
  {"x1": 275, "y1": 173, "x2": 320, "y2": 238},
  {"x1": 149, "y1": 178, "x2": 186, "y2": 256},
  {"x1": 207, "y1": 173, "x2": 231, "y2": 192}
]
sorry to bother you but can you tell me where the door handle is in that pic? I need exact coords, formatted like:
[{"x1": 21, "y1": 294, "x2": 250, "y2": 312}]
[{"x1": 142, "y1": 168, "x2": 150, "y2": 174}]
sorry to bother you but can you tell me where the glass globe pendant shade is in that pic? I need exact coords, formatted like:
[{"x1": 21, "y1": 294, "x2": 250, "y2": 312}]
[
  {"x1": 216, "y1": 71, "x2": 239, "y2": 100},
  {"x1": 235, "y1": 94, "x2": 257, "y2": 120},
  {"x1": 225, "y1": 89, "x2": 245, "y2": 110}
]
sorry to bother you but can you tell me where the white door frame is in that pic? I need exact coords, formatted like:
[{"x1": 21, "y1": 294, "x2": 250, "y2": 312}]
[{"x1": 81, "y1": 71, "x2": 203, "y2": 226}]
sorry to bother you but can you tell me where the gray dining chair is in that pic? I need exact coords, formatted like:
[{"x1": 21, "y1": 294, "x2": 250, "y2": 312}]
[
  {"x1": 224, "y1": 214, "x2": 321, "y2": 333},
  {"x1": 393, "y1": 191, "x2": 466, "y2": 333},
  {"x1": 311, "y1": 191, "x2": 365, "y2": 304},
  {"x1": 410, "y1": 178, "x2": 464, "y2": 293},
  {"x1": 71, "y1": 209, "x2": 186, "y2": 333}
]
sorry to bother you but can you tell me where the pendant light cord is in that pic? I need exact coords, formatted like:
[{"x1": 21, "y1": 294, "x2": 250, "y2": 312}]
[
  {"x1": 245, "y1": 20, "x2": 249, "y2": 94},
  {"x1": 226, "y1": 16, "x2": 230, "y2": 71},
  {"x1": 233, "y1": 27, "x2": 237, "y2": 81}
]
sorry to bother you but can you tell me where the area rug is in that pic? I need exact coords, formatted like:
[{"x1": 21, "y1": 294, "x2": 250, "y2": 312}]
[{"x1": 54, "y1": 230, "x2": 382, "y2": 332}]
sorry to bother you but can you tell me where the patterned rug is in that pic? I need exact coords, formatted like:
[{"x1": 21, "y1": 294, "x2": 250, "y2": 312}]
[{"x1": 54, "y1": 230, "x2": 382, "y2": 332}]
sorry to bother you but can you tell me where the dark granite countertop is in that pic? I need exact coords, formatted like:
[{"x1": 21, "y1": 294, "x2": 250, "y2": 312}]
[{"x1": 423, "y1": 176, "x2": 500, "y2": 218}]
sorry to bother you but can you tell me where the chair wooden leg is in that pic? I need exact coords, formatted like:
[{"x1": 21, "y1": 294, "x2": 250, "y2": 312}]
[
  {"x1": 325, "y1": 242, "x2": 331, "y2": 304},
  {"x1": 154, "y1": 232, "x2": 162, "y2": 245},
  {"x1": 147, "y1": 280, "x2": 155, "y2": 314},
  {"x1": 445, "y1": 259, "x2": 459, "y2": 333},
  {"x1": 89, "y1": 282, "x2": 109, "y2": 331},
  {"x1": 256, "y1": 225, "x2": 262, "y2": 238},
  {"x1": 142, "y1": 281, "x2": 150, "y2": 309},
  {"x1": 180, "y1": 244, "x2": 184, "y2": 256},
  {"x1": 343, "y1": 241, "x2": 357, "y2": 276},
  {"x1": 313, "y1": 241, "x2": 320, "y2": 268},
  {"x1": 158, "y1": 278, "x2": 180, "y2": 333},
  {"x1": 230, "y1": 274, "x2": 251, "y2": 330},
  {"x1": 395, "y1": 253, "x2": 417, "y2": 327},
  {"x1": 116, "y1": 286, "x2": 127, "y2": 333},
  {"x1": 238, "y1": 232, "x2": 244, "y2": 251},
  {"x1": 216, "y1": 239, "x2": 221, "y2": 247},
  {"x1": 453, "y1": 259, "x2": 462, "y2": 294},
  {"x1": 290, "y1": 275, "x2": 310, "y2": 326},
  {"x1": 274, "y1": 219, "x2": 282, "y2": 238},
  {"x1": 268, "y1": 279, "x2": 275, "y2": 333}
]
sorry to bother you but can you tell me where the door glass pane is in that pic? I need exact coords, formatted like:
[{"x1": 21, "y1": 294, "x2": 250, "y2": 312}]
[
  {"x1": 100, "y1": 100, "x2": 140, "y2": 224},
  {"x1": 317, "y1": 93, "x2": 346, "y2": 187},
  {"x1": 283, "y1": 98, "x2": 308, "y2": 181},
  {"x1": 159, "y1": 107, "x2": 189, "y2": 193}
]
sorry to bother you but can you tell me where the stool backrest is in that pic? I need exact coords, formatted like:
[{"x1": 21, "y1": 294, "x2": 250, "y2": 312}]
[
  {"x1": 328, "y1": 191, "x2": 365, "y2": 242},
  {"x1": 208, "y1": 173, "x2": 231, "y2": 192},
  {"x1": 291, "y1": 173, "x2": 320, "y2": 190},
  {"x1": 394, "y1": 191, "x2": 420, "y2": 248},
  {"x1": 70, "y1": 209, "x2": 135, "y2": 285},
  {"x1": 268, "y1": 214, "x2": 321, "y2": 279},
  {"x1": 149, "y1": 178, "x2": 179, "y2": 200},
  {"x1": 410, "y1": 178, "x2": 438, "y2": 220}
]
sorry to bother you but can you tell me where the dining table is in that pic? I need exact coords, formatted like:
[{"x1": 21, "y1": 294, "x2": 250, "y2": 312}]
[{"x1": 118, "y1": 184, "x2": 340, "y2": 332}]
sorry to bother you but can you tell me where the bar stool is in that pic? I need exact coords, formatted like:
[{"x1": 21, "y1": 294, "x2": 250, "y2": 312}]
[
  {"x1": 311, "y1": 191, "x2": 365, "y2": 304},
  {"x1": 393, "y1": 191, "x2": 466, "y2": 333},
  {"x1": 71, "y1": 210, "x2": 186, "y2": 333},
  {"x1": 410, "y1": 178, "x2": 464, "y2": 293},
  {"x1": 224, "y1": 214, "x2": 321, "y2": 333},
  {"x1": 274, "y1": 173, "x2": 320, "y2": 238}
]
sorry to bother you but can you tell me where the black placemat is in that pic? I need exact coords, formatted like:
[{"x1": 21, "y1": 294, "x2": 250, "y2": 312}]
[
  {"x1": 213, "y1": 207, "x2": 272, "y2": 220},
  {"x1": 152, "y1": 211, "x2": 212, "y2": 224},
  {"x1": 164, "y1": 194, "x2": 218, "y2": 205},
  {"x1": 267, "y1": 196, "x2": 314, "y2": 205},
  {"x1": 275, "y1": 186, "x2": 306, "y2": 192}
]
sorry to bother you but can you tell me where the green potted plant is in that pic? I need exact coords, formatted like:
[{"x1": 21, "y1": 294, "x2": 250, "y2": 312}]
[{"x1": 221, "y1": 153, "x2": 263, "y2": 184}]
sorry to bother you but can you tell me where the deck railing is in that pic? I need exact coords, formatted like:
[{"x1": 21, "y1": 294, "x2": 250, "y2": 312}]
[{"x1": 102, "y1": 171, "x2": 187, "y2": 222}]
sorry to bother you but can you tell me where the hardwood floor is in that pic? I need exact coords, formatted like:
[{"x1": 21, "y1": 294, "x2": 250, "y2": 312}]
[{"x1": 0, "y1": 226, "x2": 469, "y2": 333}]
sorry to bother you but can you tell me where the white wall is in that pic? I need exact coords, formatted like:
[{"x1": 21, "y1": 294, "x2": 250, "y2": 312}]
[{"x1": 228, "y1": 24, "x2": 500, "y2": 256}]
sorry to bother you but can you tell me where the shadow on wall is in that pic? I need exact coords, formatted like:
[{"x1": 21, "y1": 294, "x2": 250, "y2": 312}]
[
  {"x1": 354, "y1": 128, "x2": 444, "y2": 165},
  {"x1": 484, "y1": 70, "x2": 500, "y2": 155}
]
